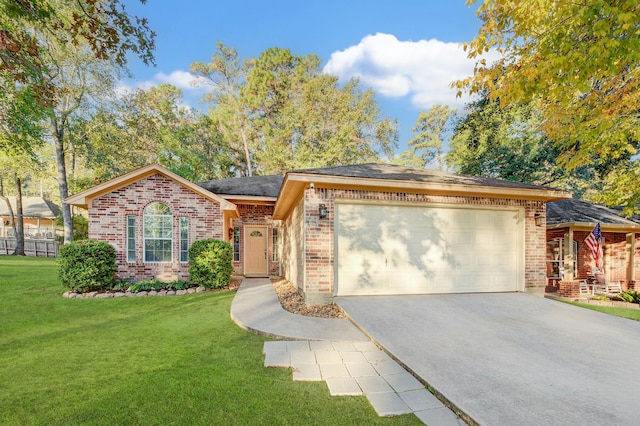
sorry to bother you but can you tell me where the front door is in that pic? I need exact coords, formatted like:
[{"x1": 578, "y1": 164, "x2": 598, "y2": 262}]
[{"x1": 245, "y1": 226, "x2": 267, "y2": 276}]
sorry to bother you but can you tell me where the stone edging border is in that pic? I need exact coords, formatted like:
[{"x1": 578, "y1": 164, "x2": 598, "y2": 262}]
[{"x1": 63, "y1": 287, "x2": 207, "y2": 299}]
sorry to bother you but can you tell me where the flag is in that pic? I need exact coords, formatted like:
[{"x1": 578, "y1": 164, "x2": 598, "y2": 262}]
[{"x1": 585, "y1": 223, "x2": 603, "y2": 269}]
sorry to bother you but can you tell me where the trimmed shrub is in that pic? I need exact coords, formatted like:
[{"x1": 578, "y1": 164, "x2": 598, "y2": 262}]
[
  {"x1": 188, "y1": 239, "x2": 233, "y2": 289},
  {"x1": 618, "y1": 290, "x2": 640, "y2": 303},
  {"x1": 58, "y1": 239, "x2": 117, "y2": 292}
]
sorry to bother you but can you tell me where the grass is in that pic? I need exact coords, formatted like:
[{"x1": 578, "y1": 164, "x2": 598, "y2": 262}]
[
  {"x1": 565, "y1": 300, "x2": 640, "y2": 321},
  {"x1": 0, "y1": 256, "x2": 420, "y2": 425}
]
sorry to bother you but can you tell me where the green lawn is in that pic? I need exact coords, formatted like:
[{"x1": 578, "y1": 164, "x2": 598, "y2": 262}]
[
  {"x1": 565, "y1": 300, "x2": 640, "y2": 321},
  {"x1": 0, "y1": 256, "x2": 420, "y2": 425}
]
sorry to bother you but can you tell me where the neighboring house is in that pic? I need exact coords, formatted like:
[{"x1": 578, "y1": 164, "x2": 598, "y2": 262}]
[
  {"x1": 546, "y1": 198, "x2": 640, "y2": 295},
  {"x1": 0, "y1": 196, "x2": 60, "y2": 240},
  {"x1": 65, "y1": 163, "x2": 570, "y2": 303}
]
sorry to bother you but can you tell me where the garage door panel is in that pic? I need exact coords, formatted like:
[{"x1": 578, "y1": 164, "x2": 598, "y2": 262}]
[{"x1": 337, "y1": 203, "x2": 522, "y2": 296}]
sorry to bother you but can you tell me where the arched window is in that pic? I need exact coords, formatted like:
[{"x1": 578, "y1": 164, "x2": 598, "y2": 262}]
[{"x1": 144, "y1": 202, "x2": 172, "y2": 262}]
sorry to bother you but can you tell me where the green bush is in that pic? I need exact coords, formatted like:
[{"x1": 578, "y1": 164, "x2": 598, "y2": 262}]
[
  {"x1": 58, "y1": 239, "x2": 117, "y2": 292},
  {"x1": 618, "y1": 290, "x2": 640, "y2": 303},
  {"x1": 188, "y1": 239, "x2": 233, "y2": 289},
  {"x1": 127, "y1": 279, "x2": 193, "y2": 292}
]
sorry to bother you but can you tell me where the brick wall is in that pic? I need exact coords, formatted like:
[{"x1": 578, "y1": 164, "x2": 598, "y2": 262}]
[
  {"x1": 89, "y1": 174, "x2": 223, "y2": 281},
  {"x1": 284, "y1": 185, "x2": 547, "y2": 303}
]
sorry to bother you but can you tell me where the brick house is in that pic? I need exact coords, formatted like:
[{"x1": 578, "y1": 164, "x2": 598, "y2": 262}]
[
  {"x1": 66, "y1": 163, "x2": 570, "y2": 303},
  {"x1": 545, "y1": 198, "x2": 640, "y2": 297}
]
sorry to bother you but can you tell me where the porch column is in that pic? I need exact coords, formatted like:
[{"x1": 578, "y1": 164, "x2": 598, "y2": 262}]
[
  {"x1": 627, "y1": 233, "x2": 636, "y2": 283},
  {"x1": 563, "y1": 229, "x2": 575, "y2": 280}
]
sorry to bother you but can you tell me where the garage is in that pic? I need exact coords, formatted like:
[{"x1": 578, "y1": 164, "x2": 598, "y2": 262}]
[{"x1": 335, "y1": 202, "x2": 524, "y2": 295}]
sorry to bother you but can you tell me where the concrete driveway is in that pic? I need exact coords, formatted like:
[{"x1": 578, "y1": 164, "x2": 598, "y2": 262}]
[{"x1": 337, "y1": 293, "x2": 640, "y2": 425}]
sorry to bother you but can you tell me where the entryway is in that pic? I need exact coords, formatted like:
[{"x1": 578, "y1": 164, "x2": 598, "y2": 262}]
[{"x1": 244, "y1": 225, "x2": 267, "y2": 276}]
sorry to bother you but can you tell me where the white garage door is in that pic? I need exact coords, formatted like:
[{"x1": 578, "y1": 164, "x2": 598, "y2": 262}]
[{"x1": 336, "y1": 203, "x2": 523, "y2": 295}]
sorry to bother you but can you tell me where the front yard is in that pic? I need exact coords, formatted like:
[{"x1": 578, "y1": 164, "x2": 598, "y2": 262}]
[{"x1": 0, "y1": 256, "x2": 419, "y2": 425}]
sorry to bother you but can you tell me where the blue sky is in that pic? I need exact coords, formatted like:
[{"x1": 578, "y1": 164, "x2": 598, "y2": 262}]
[{"x1": 122, "y1": 0, "x2": 491, "y2": 154}]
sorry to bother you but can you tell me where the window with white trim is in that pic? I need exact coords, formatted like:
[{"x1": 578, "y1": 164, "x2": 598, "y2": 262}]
[
  {"x1": 144, "y1": 202, "x2": 172, "y2": 262},
  {"x1": 126, "y1": 215, "x2": 136, "y2": 262},
  {"x1": 179, "y1": 217, "x2": 189, "y2": 263},
  {"x1": 272, "y1": 228, "x2": 280, "y2": 261},
  {"x1": 233, "y1": 226, "x2": 240, "y2": 262}
]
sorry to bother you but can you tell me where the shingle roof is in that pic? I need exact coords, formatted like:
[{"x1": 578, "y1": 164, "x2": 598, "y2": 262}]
[
  {"x1": 0, "y1": 197, "x2": 60, "y2": 218},
  {"x1": 197, "y1": 174, "x2": 284, "y2": 198},
  {"x1": 291, "y1": 163, "x2": 559, "y2": 191},
  {"x1": 546, "y1": 198, "x2": 640, "y2": 226}
]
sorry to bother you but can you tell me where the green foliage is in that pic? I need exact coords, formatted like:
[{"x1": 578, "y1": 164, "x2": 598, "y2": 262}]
[
  {"x1": 188, "y1": 239, "x2": 233, "y2": 289},
  {"x1": 192, "y1": 43, "x2": 398, "y2": 175},
  {"x1": 617, "y1": 290, "x2": 640, "y2": 304},
  {"x1": 446, "y1": 93, "x2": 604, "y2": 197},
  {"x1": 54, "y1": 215, "x2": 89, "y2": 241},
  {"x1": 0, "y1": 0, "x2": 155, "y2": 107},
  {"x1": 58, "y1": 239, "x2": 116, "y2": 292},
  {"x1": 457, "y1": 0, "x2": 640, "y2": 206},
  {"x1": 0, "y1": 78, "x2": 46, "y2": 157},
  {"x1": 401, "y1": 105, "x2": 456, "y2": 169},
  {"x1": 127, "y1": 279, "x2": 192, "y2": 292}
]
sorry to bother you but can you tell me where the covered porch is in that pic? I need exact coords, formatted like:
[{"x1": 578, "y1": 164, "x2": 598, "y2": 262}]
[{"x1": 545, "y1": 199, "x2": 640, "y2": 298}]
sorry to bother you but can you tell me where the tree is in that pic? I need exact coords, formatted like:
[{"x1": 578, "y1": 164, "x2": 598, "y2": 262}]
[
  {"x1": 191, "y1": 43, "x2": 255, "y2": 176},
  {"x1": 0, "y1": 77, "x2": 45, "y2": 255},
  {"x1": 193, "y1": 44, "x2": 398, "y2": 175},
  {"x1": 455, "y1": 0, "x2": 640, "y2": 206},
  {"x1": 73, "y1": 84, "x2": 237, "y2": 182},
  {"x1": 0, "y1": 0, "x2": 155, "y2": 107},
  {"x1": 243, "y1": 47, "x2": 397, "y2": 174},
  {"x1": 0, "y1": 175, "x2": 16, "y2": 246},
  {"x1": 0, "y1": 76, "x2": 44, "y2": 155},
  {"x1": 3, "y1": 0, "x2": 156, "y2": 243},
  {"x1": 43, "y1": 42, "x2": 122, "y2": 244},
  {"x1": 398, "y1": 105, "x2": 456, "y2": 170},
  {"x1": 0, "y1": 154, "x2": 45, "y2": 255},
  {"x1": 447, "y1": 94, "x2": 584, "y2": 189}
]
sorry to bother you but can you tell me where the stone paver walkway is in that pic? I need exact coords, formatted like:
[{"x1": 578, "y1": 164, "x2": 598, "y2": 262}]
[{"x1": 263, "y1": 340, "x2": 464, "y2": 425}]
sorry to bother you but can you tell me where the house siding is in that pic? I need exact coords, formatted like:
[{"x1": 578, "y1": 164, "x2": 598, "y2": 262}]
[
  {"x1": 88, "y1": 174, "x2": 223, "y2": 281},
  {"x1": 291, "y1": 186, "x2": 547, "y2": 303}
]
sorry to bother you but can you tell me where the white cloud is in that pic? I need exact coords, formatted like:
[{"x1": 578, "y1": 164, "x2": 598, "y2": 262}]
[
  {"x1": 154, "y1": 70, "x2": 212, "y2": 91},
  {"x1": 120, "y1": 70, "x2": 213, "y2": 96},
  {"x1": 323, "y1": 33, "x2": 500, "y2": 110}
]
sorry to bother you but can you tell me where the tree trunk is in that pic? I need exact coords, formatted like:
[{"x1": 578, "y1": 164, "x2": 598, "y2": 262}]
[
  {"x1": 52, "y1": 117, "x2": 73, "y2": 243},
  {"x1": 239, "y1": 126, "x2": 252, "y2": 176},
  {"x1": 0, "y1": 177, "x2": 17, "y2": 242},
  {"x1": 13, "y1": 174, "x2": 25, "y2": 256}
]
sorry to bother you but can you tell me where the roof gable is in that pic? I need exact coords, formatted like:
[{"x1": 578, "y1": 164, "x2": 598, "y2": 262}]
[{"x1": 65, "y1": 164, "x2": 238, "y2": 215}]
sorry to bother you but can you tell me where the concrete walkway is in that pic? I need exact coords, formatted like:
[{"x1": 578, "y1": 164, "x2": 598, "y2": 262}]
[
  {"x1": 231, "y1": 279, "x2": 464, "y2": 425},
  {"x1": 230, "y1": 278, "x2": 367, "y2": 341}
]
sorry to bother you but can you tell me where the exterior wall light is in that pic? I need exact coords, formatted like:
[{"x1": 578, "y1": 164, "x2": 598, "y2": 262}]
[
  {"x1": 319, "y1": 204, "x2": 328, "y2": 219},
  {"x1": 534, "y1": 212, "x2": 545, "y2": 227}
]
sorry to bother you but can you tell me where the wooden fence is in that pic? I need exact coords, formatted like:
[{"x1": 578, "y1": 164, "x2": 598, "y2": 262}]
[{"x1": 0, "y1": 238, "x2": 60, "y2": 257}]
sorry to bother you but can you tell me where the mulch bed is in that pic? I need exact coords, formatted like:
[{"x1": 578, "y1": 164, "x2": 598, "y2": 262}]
[{"x1": 271, "y1": 278, "x2": 346, "y2": 319}]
